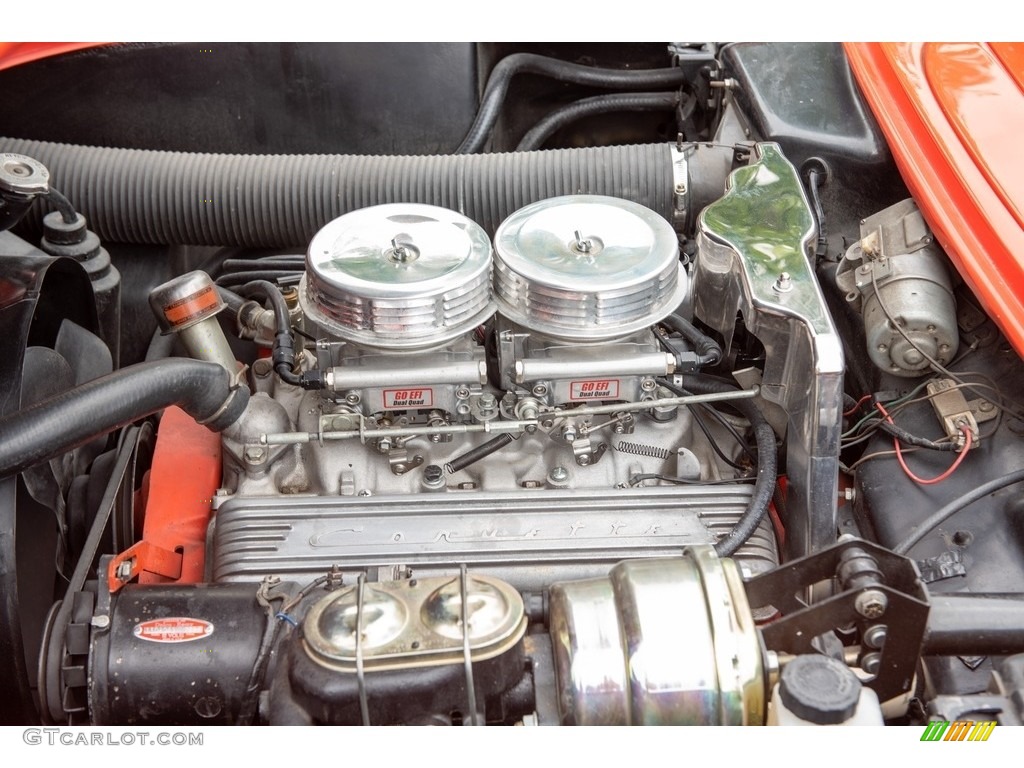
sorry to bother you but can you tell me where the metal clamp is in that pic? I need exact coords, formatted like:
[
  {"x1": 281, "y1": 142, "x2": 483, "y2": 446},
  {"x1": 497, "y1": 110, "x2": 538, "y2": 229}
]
[{"x1": 106, "y1": 541, "x2": 184, "y2": 594}]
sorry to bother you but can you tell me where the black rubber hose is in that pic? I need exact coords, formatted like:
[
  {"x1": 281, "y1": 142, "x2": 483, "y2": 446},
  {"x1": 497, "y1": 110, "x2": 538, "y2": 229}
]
[
  {"x1": 44, "y1": 187, "x2": 78, "y2": 224},
  {"x1": 0, "y1": 359, "x2": 250, "y2": 477},
  {"x1": 215, "y1": 270, "x2": 302, "y2": 286},
  {"x1": 661, "y1": 314, "x2": 723, "y2": 367},
  {"x1": 219, "y1": 286, "x2": 249, "y2": 317},
  {"x1": 221, "y1": 258, "x2": 304, "y2": 271},
  {"x1": 892, "y1": 468, "x2": 1024, "y2": 554},
  {"x1": 807, "y1": 169, "x2": 828, "y2": 259},
  {"x1": 659, "y1": 376, "x2": 777, "y2": 557},
  {"x1": 232, "y1": 280, "x2": 323, "y2": 390},
  {"x1": 0, "y1": 138, "x2": 679, "y2": 245},
  {"x1": 144, "y1": 327, "x2": 177, "y2": 361},
  {"x1": 457, "y1": 53, "x2": 688, "y2": 154},
  {"x1": 237, "y1": 280, "x2": 291, "y2": 339},
  {"x1": 445, "y1": 433, "x2": 515, "y2": 474},
  {"x1": 516, "y1": 92, "x2": 680, "y2": 151},
  {"x1": 234, "y1": 280, "x2": 300, "y2": 385}
]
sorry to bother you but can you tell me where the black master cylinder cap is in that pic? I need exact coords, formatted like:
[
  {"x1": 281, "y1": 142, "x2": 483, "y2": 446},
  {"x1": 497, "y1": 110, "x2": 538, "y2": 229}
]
[{"x1": 779, "y1": 654, "x2": 862, "y2": 724}]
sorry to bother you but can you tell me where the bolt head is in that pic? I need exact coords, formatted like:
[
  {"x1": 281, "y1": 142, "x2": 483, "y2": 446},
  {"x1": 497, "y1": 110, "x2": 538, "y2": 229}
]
[
  {"x1": 863, "y1": 625, "x2": 887, "y2": 649},
  {"x1": 861, "y1": 651, "x2": 882, "y2": 675},
  {"x1": 532, "y1": 384, "x2": 548, "y2": 397},
  {"x1": 641, "y1": 379, "x2": 656, "y2": 392},
  {"x1": 244, "y1": 445, "x2": 266, "y2": 462},
  {"x1": 345, "y1": 393, "x2": 360, "y2": 405},
  {"x1": 578, "y1": 455, "x2": 591, "y2": 466},
  {"x1": 550, "y1": 466, "x2": 568, "y2": 482},
  {"x1": 854, "y1": 589, "x2": 888, "y2": 619}
]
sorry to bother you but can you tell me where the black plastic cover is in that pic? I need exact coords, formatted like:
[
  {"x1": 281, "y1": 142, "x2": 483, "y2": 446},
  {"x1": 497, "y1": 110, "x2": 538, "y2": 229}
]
[{"x1": 722, "y1": 42, "x2": 891, "y2": 172}]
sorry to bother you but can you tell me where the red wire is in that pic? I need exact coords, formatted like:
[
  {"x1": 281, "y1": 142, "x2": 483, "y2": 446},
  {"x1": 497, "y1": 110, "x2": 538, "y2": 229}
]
[
  {"x1": 875, "y1": 403, "x2": 972, "y2": 485},
  {"x1": 768, "y1": 489, "x2": 786, "y2": 550},
  {"x1": 844, "y1": 394, "x2": 872, "y2": 417}
]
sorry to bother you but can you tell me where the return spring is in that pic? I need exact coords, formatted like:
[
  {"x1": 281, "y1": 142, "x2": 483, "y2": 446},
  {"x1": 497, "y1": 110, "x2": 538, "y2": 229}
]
[{"x1": 616, "y1": 441, "x2": 671, "y2": 460}]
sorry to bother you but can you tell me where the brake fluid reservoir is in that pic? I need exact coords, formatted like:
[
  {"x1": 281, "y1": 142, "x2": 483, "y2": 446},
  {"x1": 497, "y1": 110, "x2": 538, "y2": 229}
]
[{"x1": 768, "y1": 654, "x2": 884, "y2": 726}]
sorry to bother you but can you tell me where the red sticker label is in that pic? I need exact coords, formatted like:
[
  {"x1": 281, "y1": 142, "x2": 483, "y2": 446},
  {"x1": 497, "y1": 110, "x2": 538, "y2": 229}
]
[
  {"x1": 570, "y1": 379, "x2": 620, "y2": 400},
  {"x1": 133, "y1": 618, "x2": 215, "y2": 644},
  {"x1": 383, "y1": 388, "x2": 434, "y2": 409}
]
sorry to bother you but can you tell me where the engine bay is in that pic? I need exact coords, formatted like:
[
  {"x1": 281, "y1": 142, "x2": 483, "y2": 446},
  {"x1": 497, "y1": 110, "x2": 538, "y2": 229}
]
[{"x1": 1, "y1": 41, "x2": 1023, "y2": 727}]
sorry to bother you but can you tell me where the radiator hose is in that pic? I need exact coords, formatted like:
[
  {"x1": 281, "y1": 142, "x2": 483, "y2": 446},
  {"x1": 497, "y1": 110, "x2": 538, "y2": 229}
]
[
  {"x1": 0, "y1": 138, "x2": 696, "y2": 246},
  {"x1": 0, "y1": 359, "x2": 249, "y2": 477}
]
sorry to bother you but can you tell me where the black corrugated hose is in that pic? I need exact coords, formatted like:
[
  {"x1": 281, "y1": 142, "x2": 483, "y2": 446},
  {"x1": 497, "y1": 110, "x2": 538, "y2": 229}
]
[
  {"x1": 659, "y1": 375, "x2": 778, "y2": 557},
  {"x1": 0, "y1": 137, "x2": 678, "y2": 246},
  {"x1": 0, "y1": 359, "x2": 250, "y2": 477},
  {"x1": 516, "y1": 92, "x2": 681, "y2": 151},
  {"x1": 456, "y1": 53, "x2": 689, "y2": 154}
]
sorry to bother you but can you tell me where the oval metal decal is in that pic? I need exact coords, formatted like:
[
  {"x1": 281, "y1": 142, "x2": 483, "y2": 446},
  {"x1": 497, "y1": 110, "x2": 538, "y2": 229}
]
[{"x1": 133, "y1": 617, "x2": 215, "y2": 643}]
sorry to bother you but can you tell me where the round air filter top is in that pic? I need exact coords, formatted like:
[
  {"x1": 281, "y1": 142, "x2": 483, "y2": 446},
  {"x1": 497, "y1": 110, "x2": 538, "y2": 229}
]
[
  {"x1": 301, "y1": 203, "x2": 494, "y2": 349},
  {"x1": 494, "y1": 195, "x2": 685, "y2": 340}
]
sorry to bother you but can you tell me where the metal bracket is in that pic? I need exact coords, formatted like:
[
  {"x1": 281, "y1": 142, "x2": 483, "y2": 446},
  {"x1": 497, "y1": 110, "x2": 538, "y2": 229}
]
[
  {"x1": 694, "y1": 142, "x2": 843, "y2": 559},
  {"x1": 571, "y1": 438, "x2": 607, "y2": 467},
  {"x1": 744, "y1": 536, "x2": 929, "y2": 704},
  {"x1": 388, "y1": 448, "x2": 424, "y2": 476},
  {"x1": 106, "y1": 540, "x2": 184, "y2": 594}
]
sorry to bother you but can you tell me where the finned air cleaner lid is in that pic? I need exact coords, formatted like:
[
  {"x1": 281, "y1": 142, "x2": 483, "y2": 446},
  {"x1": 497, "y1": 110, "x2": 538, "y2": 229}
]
[
  {"x1": 301, "y1": 203, "x2": 494, "y2": 349},
  {"x1": 493, "y1": 195, "x2": 686, "y2": 340}
]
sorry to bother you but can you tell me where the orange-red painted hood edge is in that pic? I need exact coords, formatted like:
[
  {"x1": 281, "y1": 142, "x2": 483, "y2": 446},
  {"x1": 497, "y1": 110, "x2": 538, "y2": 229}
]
[
  {"x1": 845, "y1": 42, "x2": 1024, "y2": 358},
  {"x1": 0, "y1": 43, "x2": 111, "y2": 72}
]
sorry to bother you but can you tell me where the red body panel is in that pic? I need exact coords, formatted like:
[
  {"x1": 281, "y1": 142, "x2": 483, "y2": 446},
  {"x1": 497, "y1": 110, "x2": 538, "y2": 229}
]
[{"x1": 0, "y1": 42, "x2": 109, "y2": 71}]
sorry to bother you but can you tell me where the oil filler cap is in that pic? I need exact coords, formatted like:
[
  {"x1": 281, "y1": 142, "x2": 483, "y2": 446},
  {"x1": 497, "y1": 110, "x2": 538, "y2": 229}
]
[{"x1": 779, "y1": 654, "x2": 862, "y2": 725}]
